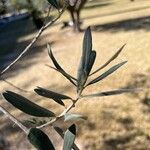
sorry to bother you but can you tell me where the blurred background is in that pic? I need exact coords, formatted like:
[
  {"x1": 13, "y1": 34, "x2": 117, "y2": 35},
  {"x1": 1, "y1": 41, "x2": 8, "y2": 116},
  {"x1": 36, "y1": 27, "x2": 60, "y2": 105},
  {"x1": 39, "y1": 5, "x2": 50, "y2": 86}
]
[{"x1": 0, "y1": 0, "x2": 150, "y2": 149}]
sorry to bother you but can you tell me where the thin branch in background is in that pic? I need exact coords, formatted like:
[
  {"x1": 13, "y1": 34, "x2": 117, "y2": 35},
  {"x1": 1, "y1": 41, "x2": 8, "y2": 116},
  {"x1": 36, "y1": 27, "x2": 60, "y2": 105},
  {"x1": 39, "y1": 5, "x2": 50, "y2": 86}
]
[
  {"x1": 0, "y1": 106, "x2": 29, "y2": 134},
  {"x1": 0, "y1": 6, "x2": 66, "y2": 76},
  {"x1": 44, "y1": 5, "x2": 52, "y2": 23},
  {"x1": 0, "y1": 77, "x2": 30, "y2": 93},
  {"x1": 47, "y1": 6, "x2": 52, "y2": 18}
]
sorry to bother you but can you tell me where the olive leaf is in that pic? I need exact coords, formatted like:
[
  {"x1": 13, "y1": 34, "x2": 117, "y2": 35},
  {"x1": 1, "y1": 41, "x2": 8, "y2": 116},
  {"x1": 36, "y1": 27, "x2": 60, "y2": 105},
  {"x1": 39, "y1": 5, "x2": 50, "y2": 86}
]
[
  {"x1": 82, "y1": 88, "x2": 138, "y2": 98},
  {"x1": 54, "y1": 127, "x2": 79, "y2": 150},
  {"x1": 34, "y1": 87, "x2": 72, "y2": 106},
  {"x1": 63, "y1": 124, "x2": 76, "y2": 150},
  {"x1": 83, "y1": 27, "x2": 92, "y2": 71},
  {"x1": 77, "y1": 27, "x2": 95, "y2": 92},
  {"x1": 64, "y1": 113, "x2": 87, "y2": 122},
  {"x1": 28, "y1": 128, "x2": 55, "y2": 150},
  {"x1": 2, "y1": 91, "x2": 55, "y2": 117},
  {"x1": 86, "y1": 50, "x2": 96, "y2": 75},
  {"x1": 90, "y1": 44, "x2": 126, "y2": 76},
  {"x1": 35, "y1": 87, "x2": 71, "y2": 99},
  {"x1": 86, "y1": 61, "x2": 127, "y2": 86},
  {"x1": 47, "y1": 0, "x2": 59, "y2": 9},
  {"x1": 47, "y1": 44, "x2": 76, "y2": 86}
]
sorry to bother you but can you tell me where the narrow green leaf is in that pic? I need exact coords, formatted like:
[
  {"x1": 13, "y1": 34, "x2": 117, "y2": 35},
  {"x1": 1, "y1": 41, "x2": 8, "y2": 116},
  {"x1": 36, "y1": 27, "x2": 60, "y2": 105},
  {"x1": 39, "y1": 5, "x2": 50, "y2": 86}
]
[
  {"x1": 54, "y1": 127, "x2": 79, "y2": 150},
  {"x1": 47, "y1": 0, "x2": 59, "y2": 9},
  {"x1": 47, "y1": 44, "x2": 76, "y2": 86},
  {"x1": 83, "y1": 26, "x2": 92, "y2": 72},
  {"x1": 86, "y1": 51, "x2": 96, "y2": 75},
  {"x1": 87, "y1": 61, "x2": 127, "y2": 86},
  {"x1": 77, "y1": 68, "x2": 87, "y2": 93},
  {"x1": 28, "y1": 128, "x2": 55, "y2": 150},
  {"x1": 35, "y1": 87, "x2": 71, "y2": 99},
  {"x1": 65, "y1": 113, "x2": 87, "y2": 122},
  {"x1": 63, "y1": 124, "x2": 76, "y2": 150},
  {"x1": 77, "y1": 27, "x2": 93, "y2": 92},
  {"x1": 48, "y1": 44, "x2": 64, "y2": 72},
  {"x1": 2, "y1": 91, "x2": 55, "y2": 117},
  {"x1": 34, "y1": 87, "x2": 72, "y2": 106},
  {"x1": 90, "y1": 44, "x2": 126, "y2": 76},
  {"x1": 82, "y1": 88, "x2": 137, "y2": 98}
]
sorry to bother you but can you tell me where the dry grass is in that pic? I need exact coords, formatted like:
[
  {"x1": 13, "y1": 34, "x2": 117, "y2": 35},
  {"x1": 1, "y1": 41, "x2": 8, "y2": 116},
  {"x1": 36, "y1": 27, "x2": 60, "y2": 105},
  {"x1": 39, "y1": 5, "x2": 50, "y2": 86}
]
[{"x1": 0, "y1": 0, "x2": 150, "y2": 149}]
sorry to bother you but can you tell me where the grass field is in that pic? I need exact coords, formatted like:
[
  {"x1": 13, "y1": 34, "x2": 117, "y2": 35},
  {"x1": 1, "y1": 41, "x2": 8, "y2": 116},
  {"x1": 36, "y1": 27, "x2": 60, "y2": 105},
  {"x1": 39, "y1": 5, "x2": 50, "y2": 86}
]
[{"x1": 0, "y1": 0, "x2": 150, "y2": 149}]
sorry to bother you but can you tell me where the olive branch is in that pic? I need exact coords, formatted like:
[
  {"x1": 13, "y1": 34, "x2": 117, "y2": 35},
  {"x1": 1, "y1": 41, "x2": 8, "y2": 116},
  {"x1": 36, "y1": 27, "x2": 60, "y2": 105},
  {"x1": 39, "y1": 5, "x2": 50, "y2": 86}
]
[{"x1": 0, "y1": 26, "x2": 136, "y2": 150}]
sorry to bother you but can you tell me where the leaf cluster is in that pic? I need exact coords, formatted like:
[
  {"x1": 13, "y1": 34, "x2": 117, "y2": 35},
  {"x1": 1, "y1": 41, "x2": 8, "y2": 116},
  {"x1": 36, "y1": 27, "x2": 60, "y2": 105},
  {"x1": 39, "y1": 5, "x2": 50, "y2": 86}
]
[{"x1": 1, "y1": 7, "x2": 135, "y2": 148}]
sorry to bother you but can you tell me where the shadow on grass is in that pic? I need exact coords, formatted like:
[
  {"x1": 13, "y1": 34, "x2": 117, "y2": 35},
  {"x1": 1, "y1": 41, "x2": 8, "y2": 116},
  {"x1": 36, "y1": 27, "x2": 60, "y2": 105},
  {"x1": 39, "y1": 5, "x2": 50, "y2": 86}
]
[
  {"x1": 103, "y1": 115, "x2": 149, "y2": 150},
  {"x1": 84, "y1": 1, "x2": 112, "y2": 10},
  {"x1": 103, "y1": 130, "x2": 150, "y2": 150},
  {"x1": 83, "y1": 5, "x2": 150, "y2": 21},
  {"x1": 117, "y1": 117, "x2": 134, "y2": 130},
  {"x1": 91, "y1": 15, "x2": 150, "y2": 32},
  {"x1": 104, "y1": 132, "x2": 136, "y2": 149},
  {"x1": 124, "y1": 70, "x2": 150, "y2": 114}
]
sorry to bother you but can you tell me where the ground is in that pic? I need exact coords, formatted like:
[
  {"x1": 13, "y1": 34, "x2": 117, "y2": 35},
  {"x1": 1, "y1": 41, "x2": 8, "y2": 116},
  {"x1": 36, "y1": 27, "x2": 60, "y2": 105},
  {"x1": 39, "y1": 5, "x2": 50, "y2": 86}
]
[{"x1": 0, "y1": 0, "x2": 150, "y2": 149}]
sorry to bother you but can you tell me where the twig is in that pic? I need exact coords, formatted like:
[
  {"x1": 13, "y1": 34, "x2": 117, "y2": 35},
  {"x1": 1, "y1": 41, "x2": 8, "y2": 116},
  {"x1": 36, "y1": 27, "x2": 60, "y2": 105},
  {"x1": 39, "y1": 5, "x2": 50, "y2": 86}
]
[
  {"x1": 36, "y1": 103, "x2": 75, "y2": 129},
  {"x1": 37, "y1": 92, "x2": 81, "y2": 129},
  {"x1": 0, "y1": 77, "x2": 30, "y2": 93},
  {"x1": 0, "y1": 106, "x2": 29, "y2": 134},
  {"x1": 0, "y1": 7, "x2": 66, "y2": 76},
  {"x1": 36, "y1": 117, "x2": 57, "y2": 129},
  {"x1": 37, "y1": 97, "x2": 79, "y2": 129},
  {"x1": 59, "y1": 101, "x2": 76, "y2": 117}
]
